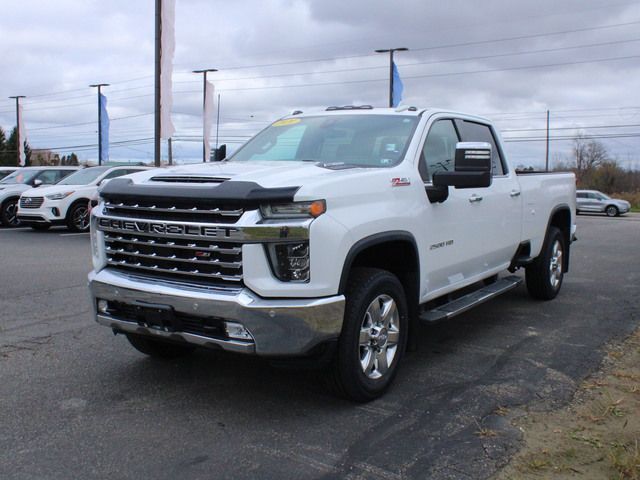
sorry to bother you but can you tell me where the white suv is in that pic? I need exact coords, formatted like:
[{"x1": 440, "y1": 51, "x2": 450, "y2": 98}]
[{"x1": 18, "y1": 165, "x2": 150, "y2": 232}]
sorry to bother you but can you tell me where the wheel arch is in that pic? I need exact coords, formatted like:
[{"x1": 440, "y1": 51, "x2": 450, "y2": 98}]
[
  {"x1": 64, "y1": 197, "x2": 91, "y2": 218},
  {"x1": 338, "y1": 231, "x2": 420, "y2": 348}
]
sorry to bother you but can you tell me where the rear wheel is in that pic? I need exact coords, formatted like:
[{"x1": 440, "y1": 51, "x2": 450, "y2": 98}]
[
  {"x1": 605, "y1": 205, "x2": 619, "y2": 217},
  {"x1": 525, "y1": 226, "x2": 566, "y2": 300},
  {"x1": 125, "y1": 333, "x2": 196, "y2": 359},
  {"x1": 66, "y1": 202, "x2": 90, "y2": 232},
  {"x1": 326, "y1": 268, "x2": 408, "y2": 402},
  {"x1": 0, "y1": 198, "x2": 20, "y2": 227}
]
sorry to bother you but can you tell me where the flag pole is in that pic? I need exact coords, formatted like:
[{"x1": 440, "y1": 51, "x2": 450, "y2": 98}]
[
  {"x1": 192, "y1": 68, "x2": 217, "y2": 162},
  {"x1": 9, "y1": 96, "x2": 25, "y2": 166},
  {"x1": 374, "y1": 47, "x2": 408, "y2": 107},
  {"x1": 154, "y1": 0, "x2": 162, "y2": 167}
]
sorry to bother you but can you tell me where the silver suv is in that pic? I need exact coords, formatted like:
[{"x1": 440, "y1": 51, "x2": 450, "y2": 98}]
[{"x1": 576, "y1": 190, "x2": 630, "y2": 217}]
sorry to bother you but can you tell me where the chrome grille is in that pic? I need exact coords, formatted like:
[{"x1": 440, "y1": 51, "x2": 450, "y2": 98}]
[
  {"x1": 103, "y1": 199, "x2": 243, "y2": 224},
  {"x1": 19, "y1": 197, "x2": 44, "y2": 209},
  {"x1": 103, "y1": 232, "x2": 243, "y2": 285}
]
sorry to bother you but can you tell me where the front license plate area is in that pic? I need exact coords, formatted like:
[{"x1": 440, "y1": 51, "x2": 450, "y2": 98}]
[{"x1": 133, "y1": 302, "x2": 178, "y2": 332}]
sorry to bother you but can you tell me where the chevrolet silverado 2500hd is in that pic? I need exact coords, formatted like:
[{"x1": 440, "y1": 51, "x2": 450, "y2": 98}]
[{"x1": 89, "y1": 106, "x2": 576, "y2": 401}]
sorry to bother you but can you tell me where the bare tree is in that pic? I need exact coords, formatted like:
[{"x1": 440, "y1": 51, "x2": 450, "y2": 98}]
[{"x1": 573, "y1": 134, "x2": 609, "y2": 182}]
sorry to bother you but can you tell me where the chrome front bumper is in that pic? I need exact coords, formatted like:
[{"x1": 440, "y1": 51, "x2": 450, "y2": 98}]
[{"x1": 88, "y1": 269, "x2": 345, "y2": 356}]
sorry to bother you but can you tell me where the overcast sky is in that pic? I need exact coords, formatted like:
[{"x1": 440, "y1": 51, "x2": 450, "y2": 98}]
[{"x1": 1, "y1": 0, "x2": 639, "y2": 168}]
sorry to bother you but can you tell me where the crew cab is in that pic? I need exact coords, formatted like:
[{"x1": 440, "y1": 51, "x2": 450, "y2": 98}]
[
  {"x1": 18, "y1": 165, "x2": 150, "y2": 232},
  {"x1": 0, "y1": 166, "x2": 79, "y2": 227},
  {"x1": 88, "y1": 106, "x2": 576, "y2": 401}
]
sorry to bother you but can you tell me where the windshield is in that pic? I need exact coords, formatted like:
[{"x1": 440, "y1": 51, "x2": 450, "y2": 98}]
[
  {"x1": 57, "y1": 166, "x2": 110, "y2": 185},
  {"x1": 597, "y1": 192, "x2": 610, "y2": 200},
  {"x1": 230, "y1": 114, "x2": 419, "y2": 167},
  {"x1": 0, "y1": 169, "x2": 39, "y2": 185}
]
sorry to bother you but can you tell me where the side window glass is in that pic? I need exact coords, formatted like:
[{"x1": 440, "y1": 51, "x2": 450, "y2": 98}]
[
  {"x1": 102, "y1": 169, "x2": 127, "y2": 180},
  {"x1": 37, "y1": 170, "x2": 59, "y2": 184},
  {"x1": 419, "y1": 120, "x2": 458, "y2": 183},
  {"x1": 455, "y1": 120, "x2": 505, "y2": 176}
]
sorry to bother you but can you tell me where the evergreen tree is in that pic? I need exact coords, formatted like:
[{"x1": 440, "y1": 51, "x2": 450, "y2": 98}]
[{"x1": 0, "y1": 127, "x2": 6, "y2": 165}]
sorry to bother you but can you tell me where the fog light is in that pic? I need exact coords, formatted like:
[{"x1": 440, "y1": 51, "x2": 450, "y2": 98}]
[
  {"x1": 266, "y1": 242, "x2": 310, "y2": 282},
  {"x1": 97, "y1": 299, "x2": 109, "y2": 314},
  {"x1": 51, "y1": 207, "x2": 60, "y2": 217},
  {"x1": 224, "y1": 321, "x2": 253, "y2": 341}
]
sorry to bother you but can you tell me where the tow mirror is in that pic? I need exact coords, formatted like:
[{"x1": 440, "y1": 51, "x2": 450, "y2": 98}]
[
  {"x1": 426, "y1": 142, "x2": 492, "y2": 203},
  {"x1": 433, "y1": 142, "x2": 492, "y2": 189}
]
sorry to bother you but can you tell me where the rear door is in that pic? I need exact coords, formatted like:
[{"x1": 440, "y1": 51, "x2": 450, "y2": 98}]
[{"x1": 454, "y1": 119, "x2": 522, "y2": 271}]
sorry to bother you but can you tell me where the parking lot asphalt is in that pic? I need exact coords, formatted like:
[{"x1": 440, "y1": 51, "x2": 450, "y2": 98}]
[{"x1": 1, "y1": 214, "x2": 639, "y2": 480}]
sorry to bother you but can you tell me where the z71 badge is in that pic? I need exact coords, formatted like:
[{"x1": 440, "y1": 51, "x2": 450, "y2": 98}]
[{"x1": 391, "y1": 177, "x2": 411, "y2": 187}]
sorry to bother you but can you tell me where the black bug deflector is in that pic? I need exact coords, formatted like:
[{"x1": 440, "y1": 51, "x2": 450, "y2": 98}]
[{"x1": 100, "y1": 177, "x2": 300, "y2": 208}]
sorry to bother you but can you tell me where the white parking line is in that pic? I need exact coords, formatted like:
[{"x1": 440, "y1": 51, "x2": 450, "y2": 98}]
[{"x1": 59, "y1": 232, "x2": 90, "y2": 237}]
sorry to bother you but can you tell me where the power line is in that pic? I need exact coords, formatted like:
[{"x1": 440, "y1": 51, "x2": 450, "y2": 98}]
[{"x1": 501, "y1": 123, "x2": 640, "y2": 133}]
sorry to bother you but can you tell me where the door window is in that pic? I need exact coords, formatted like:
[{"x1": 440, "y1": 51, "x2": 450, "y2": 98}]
[
  {"x1": 36, "y1": 170, "x2": 60, "y2": 184},
  {"x1": 419, "y1": 120, "x2": 459, "y2": 183},
  {"x1": 455, "y1": 120, "x2": 505, "y2": 176}
]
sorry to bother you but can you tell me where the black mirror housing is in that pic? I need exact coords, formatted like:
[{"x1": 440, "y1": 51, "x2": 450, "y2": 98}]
[{"x1": 432, "y1": 142, "x2": 492, "y2": 189}]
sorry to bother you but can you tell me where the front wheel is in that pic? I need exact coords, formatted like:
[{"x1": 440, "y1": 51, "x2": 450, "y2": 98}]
[
  {"x1": 605, "y1": 205, "x2": 619, "y2": 217},
  {"x1": 525, "y1": 226, "x2": 566, "y2": 300},
  {"x1": 125, "y1": 333, "x2": 196, "y2": 359},
  {"x1": 327, "y1": 268, "x2": 408, "y2": 402},
  {"x1": 0, "y1": 198, "x2": 20, "y2": 227},
  {"x1": 66, "y1": 202, "x2": 90, "y2": 232}
]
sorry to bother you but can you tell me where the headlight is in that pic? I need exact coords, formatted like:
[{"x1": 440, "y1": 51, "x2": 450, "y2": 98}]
[
  {"x1": 266, "y1": 242, "x2": 310, "y2": 282},
  {"x1": 45, "y1": 191, "x2": 74, "y2": 200},
  {"x1": 260, "y1": 200, "x2": 326, "y2": 219}
]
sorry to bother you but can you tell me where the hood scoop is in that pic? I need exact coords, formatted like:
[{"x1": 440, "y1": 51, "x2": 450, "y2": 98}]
[{"x1": 149, "y1": 175, "x2": 230, "y2": 184}]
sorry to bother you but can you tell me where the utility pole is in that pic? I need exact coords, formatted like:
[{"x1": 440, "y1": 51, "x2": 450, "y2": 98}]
[
  {"x1": 545, "y1": 110, "x2": 550, "y2": 172},
  {"x1": 168, "y1": 137, "x2": 173, "y2": 165},
  {"x1": 8, "y1": 96, "x2": 25, "y2": 166},
  {"x1": 89, "y1": 84, "x2": 109, "y2": 166},
  {"x1": 374, "y1": 47, "x2": 408, "y2": 107},
  {"x1": 215, "y1": 93, "x2": 221, "y2": 150},
  {"x1": 154, "y1": 0, "x2": 162, "y2": 167},
  {"x1": 192, "y1": 68, "x2": 217, "y2": 162}
]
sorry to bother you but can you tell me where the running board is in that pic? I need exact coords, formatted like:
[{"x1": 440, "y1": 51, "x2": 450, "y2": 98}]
[{"x1": 419, "y1": 275, "x2": 523, "y2": 323}]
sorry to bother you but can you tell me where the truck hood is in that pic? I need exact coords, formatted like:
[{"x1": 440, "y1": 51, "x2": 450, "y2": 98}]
[{"x1": 127, "y1": 161, "x2": 366, "y2": 189}]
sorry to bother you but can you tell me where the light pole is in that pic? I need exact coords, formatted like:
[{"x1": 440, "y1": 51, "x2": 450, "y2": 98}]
[
  {"x1": 89, "y1": 84, "x2": 109, "y2": 165},
  {"x1": 193, "y1": 68, "x2": 218, "y2": 162},
  {"x1": 374, "y1": 47, "x2": 408, "y2": 107},
  {"x1": 8, "y1": 96, "x2": 25, "y2": 166}
]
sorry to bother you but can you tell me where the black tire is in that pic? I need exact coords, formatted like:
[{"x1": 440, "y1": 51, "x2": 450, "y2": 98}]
[
  {"x1": 525, "y1": 226, "x2": 566, "y2": 300},
  {"x1": 326, "y1": 268, "x2": 408, "y2": 402},
  {"x1": 125, "y1": 333, "x2": 196, "y2": 359},
  {"x1": 605, "y1": 205, "x2": 619, "y2": 217},
  {"x1": 0, "y1": 198, "x2": 20, "y2": 227},
  {"x1": 31, "y1": 224, "x2": 51, "y2": 231},
  {"x1": 66, "y1": 201, "x2": 91, "y2": 232}
]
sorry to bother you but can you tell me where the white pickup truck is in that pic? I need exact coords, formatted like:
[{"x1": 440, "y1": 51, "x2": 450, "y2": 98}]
[{"x1": 89, "y1": 106, "x2": 576, "y2": 401}]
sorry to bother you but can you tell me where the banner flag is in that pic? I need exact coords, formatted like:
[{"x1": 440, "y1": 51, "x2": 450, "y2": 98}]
[
  {"x1": 203, "y1": 81, "x2": 215, "y2": 162},
  {"x1": 18, "y1": 103, "x2": 26, "y2": 166},
  {"x1": 160, "y1": 0, "x2": 176, "y2": 139},
  {"x1": 392, "y1": 61, "x2": 404, "y2": 108},
  {"x1": 99, "y1": 93, "x2": 110, "y2": 162}
]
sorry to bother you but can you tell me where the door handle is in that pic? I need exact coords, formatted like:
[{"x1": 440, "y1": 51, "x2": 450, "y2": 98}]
[
  {"x1": 510, "y1": 190, "x2": 521, "y2": 197},
  {"x1": 468, "y1": 194, "x2": 483, "y2": 203}
]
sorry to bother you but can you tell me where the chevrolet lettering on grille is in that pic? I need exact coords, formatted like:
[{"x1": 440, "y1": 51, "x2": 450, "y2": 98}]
[{"x1": 98, "y1": 217, "x2": 239, "y2": 239}]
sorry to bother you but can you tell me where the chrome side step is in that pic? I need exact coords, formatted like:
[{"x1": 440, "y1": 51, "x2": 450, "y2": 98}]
[{"x1": 419, "y1": 275, "x2": 523, "y2": 324}]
